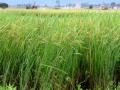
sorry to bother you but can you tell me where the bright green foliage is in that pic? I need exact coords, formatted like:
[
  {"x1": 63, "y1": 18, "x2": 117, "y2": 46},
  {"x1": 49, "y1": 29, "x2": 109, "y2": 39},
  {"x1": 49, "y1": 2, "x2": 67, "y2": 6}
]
[
  {"x1": 0, "y1": 85, "x2": 16, "y2": 90},
  {"x1": 0, "y1": 10, "x2": 120, "y2": 90}
]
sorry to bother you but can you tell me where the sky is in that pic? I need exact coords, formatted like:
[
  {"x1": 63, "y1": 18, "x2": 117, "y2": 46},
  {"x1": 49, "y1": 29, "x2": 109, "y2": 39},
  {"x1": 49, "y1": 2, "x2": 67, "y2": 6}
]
[{"x1": 0, "y1": 0, "x2": 120, "y2": 6}]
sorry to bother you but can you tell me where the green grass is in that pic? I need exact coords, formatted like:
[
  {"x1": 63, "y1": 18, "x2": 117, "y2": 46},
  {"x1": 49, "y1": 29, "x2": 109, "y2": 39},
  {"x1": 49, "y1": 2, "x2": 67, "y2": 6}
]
[
  {"x1": 0, "y1": 9, "x2": 120, "y2": 90},
  {"x1": 0, "y1": 85, "x2": 16, "y2": 90}
]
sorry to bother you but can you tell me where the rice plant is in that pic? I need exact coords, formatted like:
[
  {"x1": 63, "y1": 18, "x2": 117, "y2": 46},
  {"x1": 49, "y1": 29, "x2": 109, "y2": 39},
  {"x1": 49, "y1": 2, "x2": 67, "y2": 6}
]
[{"x1": 0, "y1": 9, "x2": 120, "y2": 90}]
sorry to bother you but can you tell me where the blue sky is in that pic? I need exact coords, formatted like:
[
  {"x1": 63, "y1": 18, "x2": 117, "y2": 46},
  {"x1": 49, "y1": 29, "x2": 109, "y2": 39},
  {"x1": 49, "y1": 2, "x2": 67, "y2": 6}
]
[{"x1": 0, "y1": 0, "x2": 120, "y2": 6}]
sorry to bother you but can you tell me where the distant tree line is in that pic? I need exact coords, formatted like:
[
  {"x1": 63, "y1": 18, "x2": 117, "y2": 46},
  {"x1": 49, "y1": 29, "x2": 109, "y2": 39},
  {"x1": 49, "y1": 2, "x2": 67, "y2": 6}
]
[
  {"x1": 0, "y1": 3, "x2": 8, "y2": 9},
  {"x1": 26, "y1": 5, "x2": 37, "y2": 9}
]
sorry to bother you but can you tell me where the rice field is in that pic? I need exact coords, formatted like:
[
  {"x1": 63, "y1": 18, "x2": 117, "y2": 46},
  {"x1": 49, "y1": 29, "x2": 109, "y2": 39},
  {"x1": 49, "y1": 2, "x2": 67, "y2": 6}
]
[{"x1": 0, "y1": 9, "x2": 120, "y2": 90}]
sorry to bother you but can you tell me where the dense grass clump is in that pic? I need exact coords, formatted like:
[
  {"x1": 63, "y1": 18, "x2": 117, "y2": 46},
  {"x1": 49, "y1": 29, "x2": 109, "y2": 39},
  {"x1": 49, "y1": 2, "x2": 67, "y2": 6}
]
[{"x1": 0, "y1": 9, "x2": 120, "y2": 90}]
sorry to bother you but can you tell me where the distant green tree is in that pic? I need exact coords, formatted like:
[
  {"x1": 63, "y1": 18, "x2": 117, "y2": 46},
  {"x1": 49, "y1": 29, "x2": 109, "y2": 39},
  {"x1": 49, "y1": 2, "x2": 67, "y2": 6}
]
[
  {"x1": 89, "y1": 5, "x2": 93, "y2": 9},
  {"x1": 0, "y1": 3, "x2": 8, "y2": 9}
]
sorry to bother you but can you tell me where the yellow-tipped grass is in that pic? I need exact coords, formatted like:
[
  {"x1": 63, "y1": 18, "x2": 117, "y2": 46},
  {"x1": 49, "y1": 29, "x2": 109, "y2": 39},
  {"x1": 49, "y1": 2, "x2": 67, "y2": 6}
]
[{"x1": 0, "y1": 9, "x2": 120, "y2": 90}]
